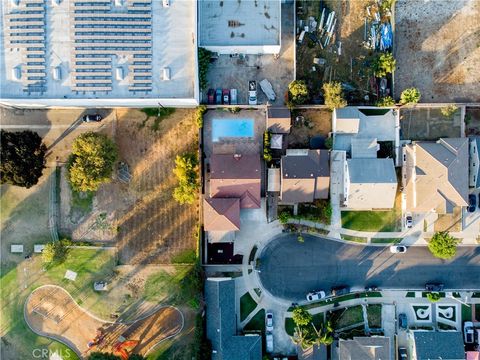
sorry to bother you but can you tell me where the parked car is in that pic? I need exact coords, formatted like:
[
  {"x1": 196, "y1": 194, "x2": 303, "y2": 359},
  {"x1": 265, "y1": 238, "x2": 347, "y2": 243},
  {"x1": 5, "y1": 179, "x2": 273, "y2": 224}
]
[
  {"x1": 222, "y1": 89, "x2": 230, "y2": 104},
  {"x1": 215, "y1": 88, "x2": 222, "y2": 104},
  {"x1": 405, "y1": 213, "x2": 413, "y2": 228},
  {"x1": 425, "y1": 283, "x2": 444, "y2": 291},
  {"x1": 398, "y1": 313, "x2": 407, "y2": 330},
  {"x1": 331, "y1": 286, "x2": 350, "y2": 297},
  {"x1": 306, "y1": 290, "x2": 326, "y2": 302},
  {"x1": 398, "y1": 347, "x2": 408, "y2": 359},
  {"x1": 266, "y1": 333, "x2": 273, "y2": 353},
  {"x1": 248, "y1": 80, "x2": 257, "y2": 105},
  {"x1": 390, "y1": 245, "x2": 407, "y2": 254},
  {"x1": 468, "y1": 194, "x2": 476, "y2": 212},
  {"x1": 207, "y1": 88, "x2": 215, "y2": 104},
  {"x1": 266, "y1": 312, "x2": 273, "y2": 332},
  {"x1": 82, "y1": 114, "x2": 102, "y2": 122},
  {"x1": 230, "y1": 89, "x2": 238, "y2": 105},
  {"x1": 464, "y1": 321, "x2": 475, "y2": 343}
]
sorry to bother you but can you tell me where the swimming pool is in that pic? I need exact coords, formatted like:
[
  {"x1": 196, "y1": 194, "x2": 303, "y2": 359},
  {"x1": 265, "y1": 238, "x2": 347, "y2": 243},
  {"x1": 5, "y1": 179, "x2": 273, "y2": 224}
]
[{"x1": 212, "y1": 119, "x2": 254, "y2": 142}]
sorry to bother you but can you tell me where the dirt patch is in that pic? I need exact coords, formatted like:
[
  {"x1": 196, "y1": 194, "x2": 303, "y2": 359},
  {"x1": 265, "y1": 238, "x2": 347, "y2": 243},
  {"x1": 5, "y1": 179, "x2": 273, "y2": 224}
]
[
  {"x1": 394, "y1": 0, "x2": 480, "y2": 103},
  {"x1": 287, "y1": 109, "x2": 332, "y2": 148},
  {"x1": 400, "y1": 107, "x2": 462, "y2": 140},
  {"x1": 466, "y1": 108, "x2": 480, "y2": 136},
  {"x1": 25, "y1": 285, "x2": 183, "y2": 358}
]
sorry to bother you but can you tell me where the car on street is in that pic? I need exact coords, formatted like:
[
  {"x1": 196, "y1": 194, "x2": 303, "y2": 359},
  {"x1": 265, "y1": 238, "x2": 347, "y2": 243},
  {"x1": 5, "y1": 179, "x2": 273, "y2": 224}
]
[
  {"x1": 398, "y1": 313, "x2": 407, "y2": 330},
  {"x1": 331, "y1": 286, "x2": 350, "y2": 296},
  {"x1": 207, "y1": 88, "x2": 215, "y2": 104},
  {"x1": 306, "y1": 290, "x2": 326, "y2": 302},
  {"x1": 248, "y1": 80, "x2": 257, "y2": 105},
  {"x1": 266, "y1": 312, "x2": 273, "y2": 332},
  {"x1": 390, "y1": 245, "x2": 407, "y2": 254},
  {"x1": 464, "y1": 321, "x2": 474, "y2": 343},
  {"x1": 215, "y1": 89, "x2": 222, "y2": 104},
  {"x1": 468, "y1": 194, "x2": 476, "y2": 212},
  {"x1": 82, "y1": 114, "x2": 102, "y2": 122},
  {"x1": 266, "y1": 333, "x2": 273, "y2": 353},
  {"x1": 398, "y1": 347, "x2": 408, "y2": 359},
  {"x1": 405, "y1": 213, "x2": 413, "y2": 228},
  {"x1": 222, "y1": 89, "x2": 230, "y2": 104},
  {"x1": 425, "y1": 283, "x2": 444, "y2": 291}
]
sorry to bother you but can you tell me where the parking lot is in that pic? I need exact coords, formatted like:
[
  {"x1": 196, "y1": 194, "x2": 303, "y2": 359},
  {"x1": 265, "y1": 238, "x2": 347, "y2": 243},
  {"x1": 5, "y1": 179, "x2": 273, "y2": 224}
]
[{"x1": 203, "y1": 3, "x2": 294, "y2": 106}]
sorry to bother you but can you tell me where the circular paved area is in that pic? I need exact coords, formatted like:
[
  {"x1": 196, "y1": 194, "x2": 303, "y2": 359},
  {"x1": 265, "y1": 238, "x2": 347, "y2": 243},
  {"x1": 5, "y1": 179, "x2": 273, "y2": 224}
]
[
  {"x1": 25, "y1": 285, "x2": 184, "y2": 358},
  {"x1": 258, "y1": 233, "x2": 480, "y2": 301}
]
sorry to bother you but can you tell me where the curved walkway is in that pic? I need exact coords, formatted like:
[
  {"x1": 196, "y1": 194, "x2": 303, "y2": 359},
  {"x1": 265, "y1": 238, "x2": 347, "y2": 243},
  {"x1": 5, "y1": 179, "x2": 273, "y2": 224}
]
[{"x1": 24, "y1": 285, "x2": 184, "y2": 359}]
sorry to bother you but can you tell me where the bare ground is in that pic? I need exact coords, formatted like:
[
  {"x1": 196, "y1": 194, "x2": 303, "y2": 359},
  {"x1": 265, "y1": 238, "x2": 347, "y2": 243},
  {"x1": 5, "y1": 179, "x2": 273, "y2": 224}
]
[
  {"x1": 287, "y1": 109, "x2": 332, "y2": 148},
  {"x1": 394, "y1": 0, "x2": 480, "y2": 103}
]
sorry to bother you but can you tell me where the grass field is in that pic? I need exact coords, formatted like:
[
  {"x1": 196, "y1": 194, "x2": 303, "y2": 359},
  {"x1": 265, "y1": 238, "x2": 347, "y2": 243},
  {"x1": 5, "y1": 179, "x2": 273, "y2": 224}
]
[
  {"x1": 371, "y1": 238, "x2": 402, "y2": 244},
  {"x1": 341, "y1": 210, "x2": 401, "y2": 232},
  {"x1": 240, "y1": 292, "x2": 258, "y2": 321},
  {"x1": 244, "y1": 309, "x2": 266, "y2": 333},
  {"x1": 340, "y1": 234, "x2": 368, "y2": 243},
  {"x1": 367, "y1": 305, "x2": 382, "y2": 328}
]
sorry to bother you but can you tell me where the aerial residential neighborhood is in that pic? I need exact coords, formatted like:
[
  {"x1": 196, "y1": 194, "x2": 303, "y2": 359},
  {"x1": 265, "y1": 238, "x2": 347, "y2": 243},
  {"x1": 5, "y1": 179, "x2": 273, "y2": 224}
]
[{"x1": 0, "y1": 0, "x2": 480, "y2": 360}]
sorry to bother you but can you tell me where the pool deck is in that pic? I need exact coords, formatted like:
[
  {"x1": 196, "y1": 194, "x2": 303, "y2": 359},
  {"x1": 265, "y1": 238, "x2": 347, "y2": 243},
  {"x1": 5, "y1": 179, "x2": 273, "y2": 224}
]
[{"x1": 203, "y1": 109, "x2": 266, "y2": 157}]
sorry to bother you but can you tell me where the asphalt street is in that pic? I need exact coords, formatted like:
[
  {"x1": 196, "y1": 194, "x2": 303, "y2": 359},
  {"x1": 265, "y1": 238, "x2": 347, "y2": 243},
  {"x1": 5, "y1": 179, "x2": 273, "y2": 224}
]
[{"x1": 258, "y1": 233, "x2": 480, "y2": 301}]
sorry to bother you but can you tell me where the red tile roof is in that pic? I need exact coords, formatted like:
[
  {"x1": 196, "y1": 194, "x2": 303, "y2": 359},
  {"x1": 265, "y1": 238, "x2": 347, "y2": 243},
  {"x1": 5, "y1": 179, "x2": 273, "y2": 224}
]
[{"x1": 203, "y1": 198, "x2": 240, "y2": 231}]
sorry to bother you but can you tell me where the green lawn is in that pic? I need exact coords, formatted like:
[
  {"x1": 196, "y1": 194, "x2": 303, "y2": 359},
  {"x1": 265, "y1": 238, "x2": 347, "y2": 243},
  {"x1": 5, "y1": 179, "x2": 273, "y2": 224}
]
[
  {"x1": 71, "y1": 189, "x2": 94, "y2": 214},
  {"x1": 371, "y1": 238, "x2": 402, "y2": 244},
  {"x1": 328, "y1": 306, "x2": 364, "y2": 329},
  {"x1": 341, "y1": 210, "x2": 401, "y2": 232},
  {"x1": 285, "y1": 317, "x2": 295, "y2": 336},
  {"x1": 462, "y1": 304, "x2": 473, "y2": 322},
  {"x1": 244, "y1": 309, "x2": 265, "y2": 333},
  {"x1": 240, "y1": 292, "x2": 257, "y2": 321},
  {"x1": 367, "y1": 304, "x2": 382, "y2": 328},
  {"x1": 340, "y1": 234, "x2": 368, "y2": 243}
]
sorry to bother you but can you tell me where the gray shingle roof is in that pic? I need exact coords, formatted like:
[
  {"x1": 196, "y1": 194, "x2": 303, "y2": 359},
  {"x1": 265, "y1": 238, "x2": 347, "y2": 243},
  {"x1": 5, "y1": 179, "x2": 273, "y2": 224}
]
[
  {"x1": 413, "y1": 331, "x2": 465, "y2": 360},
  {"x1": 205, "y1": 278, "x2": 262, "y2": 360},
  {"x1": 339, "y1": 336, "x2": 391, "y2": 360}
]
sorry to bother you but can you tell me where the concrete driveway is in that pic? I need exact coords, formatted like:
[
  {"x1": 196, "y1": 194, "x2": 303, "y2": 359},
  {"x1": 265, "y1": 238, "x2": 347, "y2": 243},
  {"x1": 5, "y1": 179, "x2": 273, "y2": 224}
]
[{"x1": 258, "y1": 233, "x2": 480, "y2": 301}]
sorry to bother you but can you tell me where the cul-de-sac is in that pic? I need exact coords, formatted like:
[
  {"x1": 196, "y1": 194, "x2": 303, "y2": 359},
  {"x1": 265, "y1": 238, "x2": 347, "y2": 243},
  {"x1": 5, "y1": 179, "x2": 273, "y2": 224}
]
[{"x1": 1, "y1": 0, "x2": 480, "y2": 360}]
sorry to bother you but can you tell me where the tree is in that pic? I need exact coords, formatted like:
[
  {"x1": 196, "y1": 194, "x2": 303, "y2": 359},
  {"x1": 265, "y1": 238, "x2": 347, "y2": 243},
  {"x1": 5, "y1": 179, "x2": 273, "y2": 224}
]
[
  {"x1": 322, "y1": 82, "x2": 347, "y2": 111},
  {"x1": 324, "y1": 137, "x2": 333, "y2": 149},
  {"x1": 173, "y1": 153, "x2": 199, "y2": 204},
  {"x1": 263, "y1": 131, "x2": 272, "y2": 162},
  {"x1": 198, "y1": 47, "x2": 212, "y2": 90},
  {"x1": 67, "y1": 132, "x2": 117, "y2": 192},
  {"x1": 88, "y1": 353, "x2": 121, "y2": 360},
  {"x1": 400, "y1": 88, "x2": 421, "y2": 105},
  {"x1": 292, "y1": 325, "x2": 315, "y2": 350},
  {"x1": 195, "y1": 105, "x2": 207, "y2": 128},
  {"x1": 372, "y1": 52, "x2": 396, "y2": 77},
  {"x1": 1, "y1": 130, "x2": 46, "y2": 188},
  {"x1": 441, "y1": 105, "x2": 458, "y2": 118},
  {"x1": 428, "y1": 231, "x2": 459, "y2": 259},
  {"x1": 313, "y1": 321, "x2": 334, "y2": 346},
  {"x1": 426, "y1": 292, "x2": 441, "y2": 302},
  {"x1": 42, "y1": 241, "x2": 69, "y2": 264},
  {"x1": 292, "y1": 307, "x2": 313, "y2": 327},
  {"x1": 288, "y1": 80, "x2": 309, "y2": 106},
  {"x1": 376, "y1": 96, "x2": 396, "y2": 107}
]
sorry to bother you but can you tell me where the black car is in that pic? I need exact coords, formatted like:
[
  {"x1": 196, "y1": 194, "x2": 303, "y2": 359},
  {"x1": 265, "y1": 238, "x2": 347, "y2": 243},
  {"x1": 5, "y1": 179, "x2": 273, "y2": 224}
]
[
  {"x1": 82, "y1": 114, "x2": 102, "y2": 122},
  {"x1": 398, "y1": 313, "x2": 407, "y2": 329},
  {"x1": 398, "y1": 347, "x2": 408, "y2": 359},
  {"x1": 331, "y1": 286, "x2": 350, "y2": 296},
  {"x1": 468, "y1": 194, "x2": 476, "y2": 212},
  {"x1": 425, "y1": 283, "x2": 444, "y2": 291}
]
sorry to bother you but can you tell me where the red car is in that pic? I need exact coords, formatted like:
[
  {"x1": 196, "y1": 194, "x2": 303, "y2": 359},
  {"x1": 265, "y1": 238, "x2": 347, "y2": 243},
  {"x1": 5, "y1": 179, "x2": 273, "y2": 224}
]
[
  {"x1": 207, "y1": 89, "x2": 215, "y2": 104},
  {"x1": 222, "y1": 89, "x2": 230, "y2": 104}
]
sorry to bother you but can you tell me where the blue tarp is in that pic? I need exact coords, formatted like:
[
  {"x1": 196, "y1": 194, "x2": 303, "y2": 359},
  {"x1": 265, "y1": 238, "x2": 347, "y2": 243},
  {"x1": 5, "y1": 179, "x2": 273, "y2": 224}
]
[{"x1": 380, "y1": 22, "x2": 393, "y2": 51}]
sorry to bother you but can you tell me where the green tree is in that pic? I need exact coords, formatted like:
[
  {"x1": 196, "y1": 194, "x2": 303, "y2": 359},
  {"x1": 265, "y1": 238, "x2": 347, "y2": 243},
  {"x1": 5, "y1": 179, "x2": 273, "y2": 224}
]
[
  {"x1": 196, "y1": 105, "x2": 207, "y2": 128},
  {"x1": 1, "y1": 130, "x2": 46, "y2": 188},
  {"x1": 376, "y1": 96, "x2": 396, "y2": 107},
  {"x1": 441, "y1": 105, "x2": 458, "y2": 118},
  {"x1": 263, "y1": 131, "x2": 272, "y2": 162},
  {"x1": 173, "y1": 153, "x2": 199, "y2": 204},
  {"x1": 67, "y1": 132, "x2": 117, "y2": 192},
  {"x1": 292, "y1": 325, "x2": 315, "y2": 350},
  {"x1": 198, "y1": 47, "x2": 212, "y2": 90},
  {"x1": 42, "y1": 241, "x2": 69, "y2": 264},
  {"x1": 313, "y1": 321, "x2": 334, "y2": 346},
  {"x1": 372, "y1": 52, "x2": 396, "y2": 77},
  {"x1": 426, "y1": 292, "x2": 441, "y2": 302},
  {"x1": 322, "y1": 82, "x2": 347, "y2": 111},
  {"x1": 88, "y1": 353, "x2": 121, "y2": 360},
  {"x1": 292, "y1": 307, "x2": 313, "y2": 327},
  {"x1": 288, "y1": 80, "x2": 309, "y2": 106},
  {"x1": 325, "y1": 137, "x2": 333, "y2": 149},
  {"x1": 400, "y1": 88, "x2": 421, "y2": 105},
  {"x1": 428, "y1": 231, "x2": 459, "y2": 259}
]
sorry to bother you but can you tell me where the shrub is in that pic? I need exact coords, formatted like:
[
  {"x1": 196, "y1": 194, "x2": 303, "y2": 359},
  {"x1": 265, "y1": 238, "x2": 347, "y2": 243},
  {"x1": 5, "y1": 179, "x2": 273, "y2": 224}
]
[
  {"x1": 325, "y1": 137, "x2": 333, "y2": 149},
  {"x1": 400, "y1": 88, "x2": 421, "y2": 105},
  {"x1": 67, "y1": 132, "x2": 118, "y2": 192},
  {"x1": 42, "y1": 241, "x2": 69, "y2": 264},
  {"x1": 263, "y1": 131, "x2": 272, "y2": 162},
  {"x1": 1, "y1": 130, "x2": 46, "y2": 188},
  {"x1": 428, "y1": 231, "x2": 459, "y2": 259},
  {"x1": 196, "y1": 105, "x2": 207, "y2": 128},
  {"x1": 426, "y1": 292, "x2": 441, "y2": 302},
  {"x1": 288, "y1": 80, "x2": 309, "y2": 106},
  {"x1": 198, "y1": 47, "x2": 212, "y2": 90},
  {"x1": 173, "y1": 153, "x2": 199, "y2": 204},
  {"x1": 278, "y1": 211, "x2": 291, "y2": 224},
  {"x1": 322, "y1": 82, "x2": 347, "y2": 110},
  {"x1": 372, "y1": 52, "x2": 396, "y2": 77},
  {"x1": 441, "y1": 105, "x2": 458, "y2": 118},
  {"x1": 293, "y1": 307, "x2": 313, "y2": 327},
  {"x1": 376, "y1": 96, "x2": 396, "y2": 107}
]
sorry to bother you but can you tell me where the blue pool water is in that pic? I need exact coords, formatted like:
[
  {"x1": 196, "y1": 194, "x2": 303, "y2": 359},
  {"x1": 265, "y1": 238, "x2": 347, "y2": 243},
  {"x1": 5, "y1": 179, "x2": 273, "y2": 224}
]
[{"x1": 212, "y1": 119, "x2": 254, "y2": 142}]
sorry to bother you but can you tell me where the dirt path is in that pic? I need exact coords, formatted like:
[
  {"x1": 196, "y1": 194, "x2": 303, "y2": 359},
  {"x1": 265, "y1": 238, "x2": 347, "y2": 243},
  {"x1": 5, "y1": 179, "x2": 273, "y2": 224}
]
[{"x1": 25, "y1": 285, "x2": 184, "y2": 359}]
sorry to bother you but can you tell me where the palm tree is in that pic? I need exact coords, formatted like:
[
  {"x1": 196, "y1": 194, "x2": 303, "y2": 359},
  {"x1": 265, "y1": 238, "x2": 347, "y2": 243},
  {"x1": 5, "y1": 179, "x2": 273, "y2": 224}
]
[
  {"x1": 292, "y1": 326, "x2": 315, "y2": 350},
  {"x1": 311, "y1": 321, "x2": 334, "y2": 346}
]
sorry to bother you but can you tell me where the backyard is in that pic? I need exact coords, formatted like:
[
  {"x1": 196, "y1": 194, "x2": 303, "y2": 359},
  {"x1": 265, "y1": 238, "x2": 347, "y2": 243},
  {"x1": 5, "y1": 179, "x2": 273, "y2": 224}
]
[
  {"x1": 400, "y1": 107, "x2": 462, "y2": 141},
  {"x1": 287, "y1": 109, "x2": 332, "y2": 149}
]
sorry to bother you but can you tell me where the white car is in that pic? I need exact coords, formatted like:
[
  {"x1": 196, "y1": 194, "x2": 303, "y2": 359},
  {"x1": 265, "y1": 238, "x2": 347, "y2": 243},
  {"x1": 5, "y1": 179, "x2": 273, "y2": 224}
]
[
  {"x1": 390, "y1": 245, "x2": 407, "y2": 254},
  {"x1": 266, "y1": 333, "x2": 273, "y2": 353},
  {"x1": 464, "y1": 321, "x2": 474, "y2": 343},
  {"x1": 266, "y1": 312, "x2": 273, "y2": 332},
  {"x1": 248, "y1": 80, "x2": 257, "y2": 105},
  {"x1": 405, "y1": 213, "x2": 413, "y2": 228},
  {"x1": 306, "y1": 290, "x2": 326, "y2": 302}
]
